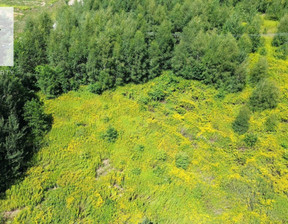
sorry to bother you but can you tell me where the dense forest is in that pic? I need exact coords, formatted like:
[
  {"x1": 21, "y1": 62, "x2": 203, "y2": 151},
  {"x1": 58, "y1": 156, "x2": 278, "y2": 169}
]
[
  {"x1": 15, "y1": 0, "x2": 287, "y2": 96},
  {"x1": 1, "y1": 0, "x2": 288, "y2": 223}
]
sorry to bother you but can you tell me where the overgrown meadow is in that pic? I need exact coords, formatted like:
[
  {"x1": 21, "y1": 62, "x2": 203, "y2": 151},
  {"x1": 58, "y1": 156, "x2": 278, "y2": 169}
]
[{"x1": 1, "y1": 17, "x2": 288, "y2": 223}]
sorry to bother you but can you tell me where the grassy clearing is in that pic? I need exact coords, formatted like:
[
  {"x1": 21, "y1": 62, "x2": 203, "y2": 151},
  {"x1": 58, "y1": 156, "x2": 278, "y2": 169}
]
[
  {"x1": 0, "y1": 18, "x2": 287, "y2": 223},
  {"x1": 0, "y1": 0, "x2": 64, "y2": 33}
]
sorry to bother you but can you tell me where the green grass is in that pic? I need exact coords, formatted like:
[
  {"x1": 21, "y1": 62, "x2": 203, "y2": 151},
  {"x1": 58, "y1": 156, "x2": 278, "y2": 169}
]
[{"x1": 0, "y1": 18, "x2": 288, "y2": 223}]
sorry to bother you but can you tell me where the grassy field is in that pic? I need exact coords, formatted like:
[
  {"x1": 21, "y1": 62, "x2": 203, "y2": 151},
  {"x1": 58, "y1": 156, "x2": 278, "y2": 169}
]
[
  {"x1": 0, "y1": 16, "x2": 288, "y2": 223},
  {"x1": 0, "y1": 0, "x2": 63, "y2": 32}
]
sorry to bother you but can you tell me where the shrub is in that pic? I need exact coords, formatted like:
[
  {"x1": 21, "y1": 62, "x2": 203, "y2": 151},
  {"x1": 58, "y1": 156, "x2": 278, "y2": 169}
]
[
  {"x1": 244, "y1": 133, "x2": 258, "y2": 147},
  {"x1": 274, "y1": 44, "x2": 288, "y2": 60},
  {"x1": 249, "y1": 80, "x2": 280, "y2": 111},
  {"x1": 232, "y1": 106, "x2": 251, "y2": 135},
  {"x1": 89, "y1": 82, "x2": 104, "y2": 95},
  {"x1": 175, "y1": 152, "x2": 190, "y2": 170},
  {"x1": 272, "y1": 15, "x2": 288, "y2": 47},
  {"x1": 148, "y1": 87, "x2": 167, "y2": 101},
  {"x1": 265, "y1": 114, "x2": 278, "y2": 132},
  {"x1": 249, "y1": 57, "x2": 268, "y2": 85},
  {"x1": 101, "y1": 127, "x2": 118, "y2": 143},
  {"x1": 156, "y1": 151, "x2": 167, "y2": 161}
]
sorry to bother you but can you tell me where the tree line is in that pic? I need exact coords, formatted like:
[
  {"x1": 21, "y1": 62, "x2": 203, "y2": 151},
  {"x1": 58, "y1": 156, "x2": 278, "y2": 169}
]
[
  {"x1": 14, "y1": 0, "x2": 287, "y2": 97},
  {"x1": 0, "y1": 71, "x2": 52, "y2": 193}
]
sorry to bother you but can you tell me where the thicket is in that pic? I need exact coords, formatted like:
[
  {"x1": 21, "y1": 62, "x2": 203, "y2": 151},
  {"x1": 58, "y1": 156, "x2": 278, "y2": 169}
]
[
  {"x1": 272, "y1": 14, "x2": 288, "y2": 59},
  {"x1": 0, "y1": 72, "x2": 52, "y2": 193},
  {"x1": 14, "y1": 0, "x2": 283, "y2": 97}
]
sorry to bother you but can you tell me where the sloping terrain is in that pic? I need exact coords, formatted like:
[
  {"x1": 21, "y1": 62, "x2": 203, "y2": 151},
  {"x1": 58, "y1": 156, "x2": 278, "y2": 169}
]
[{"x1": 0, "y1": 18, "x2": 288, "y2": 224}]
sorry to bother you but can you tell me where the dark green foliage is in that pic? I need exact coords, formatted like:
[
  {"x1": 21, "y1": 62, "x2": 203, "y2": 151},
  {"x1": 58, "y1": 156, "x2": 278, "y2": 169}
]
[
  {"x1": 15, "y1": 12, "x2": 52, "y2": 73},
  {"x1": 246, "y1": 16, "x2": 262, "y2": 52},
  {"x1": 244, "y1": 133, "x2": 258, "y2": 147},
  {"x1": 223, "y1": 12, "x2": 244, "y2": 37},
  {"x1": 266, "y1": 0, "x2": 288, "y2": 20},
  {"x1": 23, "y1": 99, "x2": 53, "y2": 145},
  {"x1": 272, "y1": 15, "x2": 288, "y2": 60},
  {"x1": 88, "y1": 82, "x2": 104, "y2": 95},
  {"x1": 175, "y1": 152, "x2": 190, "y2": 170},
  {"x1": 265, "y1": 114, "x2": 278, "y2": 132},
  {"x1": 274, "y1": 44, "x2": 288, "y2": 60},
  {"x1": 250, "y1": 57, "x2": 268, "y2": 85},
  {"x1": 172, "y1": 29, "x2": 247, "y2": 92},
  {"x1": 249, "y1": 80, "x2": 280, "y2": 111},
  {"x1": 238, "y1": 33, "x2": 253, "y2": 61},
  {"x1": 0, "y1": 73, "x2": 51, "y2": 192},
  {"x1": 259, "y1": 48, "x2": 267, "y2": 56},
  {"x1": 232, "y1": 106, "x2": 251, "y2": 135},
  {"x1": 101, "y1": 127, "x2": 118, "y2": 143},
  {"x1": 148, "y1": 87, "x2": 167, "y2": 101},
  {"x1": 272, "y1": 15, "x2": 288, "y2": 47},
  {"x1": 36, "y1": 65, "x2": 78, "y2": 98},
  {"x1": 16, "y1": 0, "x2": 269, "y2": 97}
]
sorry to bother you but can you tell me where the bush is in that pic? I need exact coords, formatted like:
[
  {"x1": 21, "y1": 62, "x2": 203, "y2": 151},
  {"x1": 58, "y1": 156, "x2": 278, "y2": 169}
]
[
  {"x1": 148, "y1": 87, "x2": 167, "y2": 101},
  {"x1": 101, "y1": 127, "x2": 118, "y2": 143},
  {"x1": 232, "y1": 106, "x2": 251, "y2": 135},
  {"x1": 272, "y1": 15, "x2": 288, "y2": 47},
  {"x1": 175, "y1": 152, "x2": 190, "y2": 170},
  {"x1": 89, "y1": 82, "x2": 104, "y2": 95},
  {"x1": 265, "y1": 114, "x2": 278, "y2": 132},
  {"x1": 275, "y1": 44, "x2": 288, "y2": 60},
  {"x1": 249, "y1": 57, "x2": 268, "y2": 85},
  {"x1": 244, "y1": 133, "x2": 258, "y2": 147},
  {"x1": 249, "y1": 80, "x2": 280, "y2": 111},
  {"x1": 156, "y1": 151, "x2": 167, "y2": 161}
]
